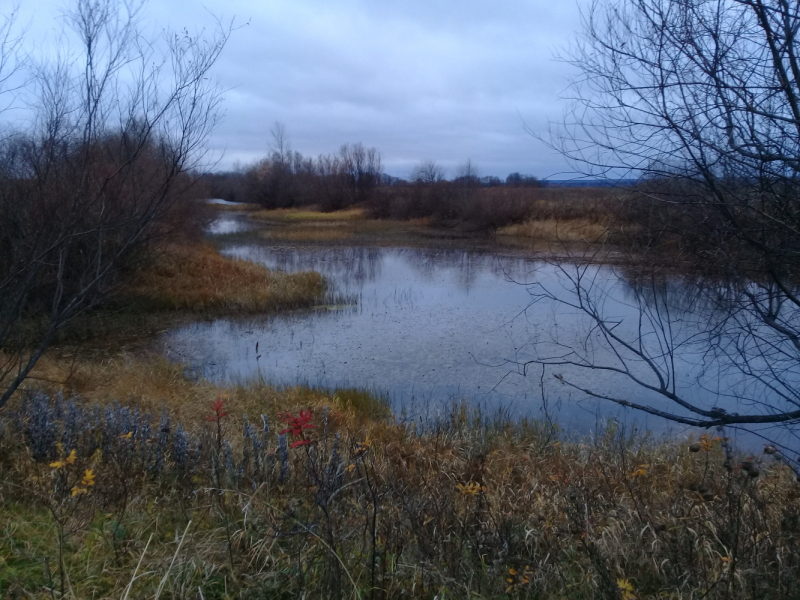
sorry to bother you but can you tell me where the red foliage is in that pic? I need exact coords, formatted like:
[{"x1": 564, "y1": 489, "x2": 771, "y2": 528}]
[
  {"x1": 279, "y1": 410, "x2": 315, "y2": 449},
  {"x1": 206, "y1": 396, "x2": 228, "y2": 422},
  {"x1": 279, "y1": 410, "x2": 315, "y2": 437}
]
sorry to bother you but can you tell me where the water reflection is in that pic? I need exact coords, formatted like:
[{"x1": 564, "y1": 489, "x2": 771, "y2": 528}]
[
  {"x1": 206, "y1": 214, "x2": 254, "y2": 235},
  {"x1": 222, "y1": 245, "x2": 536, "y2": 297},
  {"x1": 159, "y1": 241, "x2": 799, "y2": 452},
  {"x1": 526, "y1": 261, "x2": 800, "y2": 453}
]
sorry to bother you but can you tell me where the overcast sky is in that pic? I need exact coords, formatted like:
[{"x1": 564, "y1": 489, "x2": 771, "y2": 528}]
[{"x1": 10, "y1": 0, "x2": 585, "y2": 179}]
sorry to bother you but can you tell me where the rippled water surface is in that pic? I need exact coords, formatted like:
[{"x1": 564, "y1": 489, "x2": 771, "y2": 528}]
[
  {"x1": 158, "y1": 217, "x2": 800, "y2": 449},
  {"x1": 206, "y1": 212, "x2": 254, "y2": 235}
]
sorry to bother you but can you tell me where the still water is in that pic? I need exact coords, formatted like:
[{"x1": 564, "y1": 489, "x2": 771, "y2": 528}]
[{"x1": 158, "y1": 233, "x2": 800, "y2": 450}]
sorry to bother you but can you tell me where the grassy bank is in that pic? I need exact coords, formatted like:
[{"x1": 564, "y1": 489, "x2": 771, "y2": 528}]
[
  {"x1": 120, "y1": 243, "x2": 324, "y2": 314},
  {"x1": 1, "y1": 370, "x2": 796, "y2": 599},
  {"x1": 228, "y1": 187, "x2": 652, "y2": 255},
  {"x1": 246, "y1": 206, "x2": 443, "y2": 246},
  {"x1": 34, "y1": 242, "x2": 325, "y2": 350}
]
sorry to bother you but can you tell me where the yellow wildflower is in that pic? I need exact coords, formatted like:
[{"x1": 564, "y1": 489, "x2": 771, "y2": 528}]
[
  {"x1": 354, "y1": 438, "x2": 372, "y2": 457},
  {"x1": 80, "y1": 469, "x2": 95, "y2": 487},
  {"x1": 49, "y1": 449, "x2": 77, "y2": 469},
  {"x1": 617, "y1": 578, "x2": 637, "y2": 600},
  {"x1": 70, "y1": 469, "x2": 96, "y2": 497},
  {"x1": 505, "y1": 565, "x2": 533, "y2": 593},
  {"x1": 456, "y1": 481, "x2": 485, "y2": 496}
]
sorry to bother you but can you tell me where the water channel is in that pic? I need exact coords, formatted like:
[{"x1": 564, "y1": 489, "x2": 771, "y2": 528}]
[{"x1": 159, "y1": 212, "x2": 800, "y2": 452}]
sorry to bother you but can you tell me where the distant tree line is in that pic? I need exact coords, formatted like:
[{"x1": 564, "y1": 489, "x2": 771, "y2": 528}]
[{"x1": 204, "y1": 125, "x2": 541, "y2": 219}]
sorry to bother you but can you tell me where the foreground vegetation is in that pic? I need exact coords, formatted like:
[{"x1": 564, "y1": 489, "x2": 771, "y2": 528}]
[{"x1": 0, "y1": 372, "x2": 796, "y2": 599}]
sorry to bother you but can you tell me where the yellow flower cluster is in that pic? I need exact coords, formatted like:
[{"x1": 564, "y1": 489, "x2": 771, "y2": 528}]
[
  {"x1": 71, "y1": 469, "x2": 96, "y2": 497},
  {"x1": 50, "y1": 449, "x2": 96, "y2": 497},
  {"x1": 505, "y1": 565, "x2": 533, "y2": 592},
  {"x1": 617, "y1": 578, "x2": 637, "y2": 600},
  {"x1": 456, "y1": 481, "x2": 485, "y2": 496},
  {"x1": 49, "y1": 449, "x2": 77, "y2": 469}
]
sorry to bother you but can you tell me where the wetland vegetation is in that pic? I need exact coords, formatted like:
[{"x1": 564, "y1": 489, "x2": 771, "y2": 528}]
[
  {"x1": 4, "y1": 0, "x2": 800, "y2": 597},
  {"x1": 4, "y1": 202, "x2": 800, "y2": 600}
]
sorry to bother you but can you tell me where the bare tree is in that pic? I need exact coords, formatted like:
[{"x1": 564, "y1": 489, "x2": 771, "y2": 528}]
[
  {"x1": 410, "y1": 159, "x2": 446, "y2": 184},
  {"x1": 530, "y1": 0, "x2": 800, "y2": 439},
  {"x1": 0, "y1": 0, "x2": 231, "y2": 409},
  {"x1": 339, "y1": 142, "x2": 382, "y2": 206},
  {"x1": 270, "y1": 121, "x2": 291, "y2": 165}
]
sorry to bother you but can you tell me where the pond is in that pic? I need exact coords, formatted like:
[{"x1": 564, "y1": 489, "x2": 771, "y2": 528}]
[{"x1": 158, "y1": 220, "x2": 800, "y2": 452}]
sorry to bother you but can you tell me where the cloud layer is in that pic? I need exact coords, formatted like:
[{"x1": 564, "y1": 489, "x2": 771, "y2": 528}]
[{"x1": 10, "y1": 0, "x2": 583, "y2": 178}]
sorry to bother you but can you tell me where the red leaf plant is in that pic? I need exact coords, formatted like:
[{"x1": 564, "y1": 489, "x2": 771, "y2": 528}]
[
  {"x1": 280, "y1": 410, "x2": 315, "y2": 448},
  {"x1": 206, "y1": 397, "x2": 228, "y2": 422}
]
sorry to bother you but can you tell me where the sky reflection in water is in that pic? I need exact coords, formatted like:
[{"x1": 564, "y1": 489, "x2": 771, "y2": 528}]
[{"x1": 158, "y1": 242, "x2": 800, "y2": 451}]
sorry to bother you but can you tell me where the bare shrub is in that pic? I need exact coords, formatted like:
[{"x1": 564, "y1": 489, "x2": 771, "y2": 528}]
[{"x1": 0, "y1": 0, "x2": 231, "y2": 408}]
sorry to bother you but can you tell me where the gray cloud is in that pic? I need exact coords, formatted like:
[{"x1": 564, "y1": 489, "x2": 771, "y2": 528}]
[{"x1": 10, "y1": 0, "x2": 584, "y2": 178}]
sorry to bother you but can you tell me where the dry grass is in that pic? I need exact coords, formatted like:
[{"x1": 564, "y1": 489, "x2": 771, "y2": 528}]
[
  {"x1": 2, "y1": 366, "x2": 797, "y2": 599},
  {"x1": 259, "y1": 227, "x2": 356, "y2": 243},
  {"x1": 250, "y1": 211, "x2": 436, "y2": 245},
  {"x1": 0, "y1": 242, "x2": 327, "y2": 356},
  {"x1": 251, "y1": 206, "x2": 367, "y2": 221},
  {"x1": 497, "y1": 218, "x2": 611, "y2": 243},
  {"x1": 19, "y1": 351, "x2": 391, "y2": 424},
  {"x1": 121, "y1": 242, "x2": 324, "y2": 313}
]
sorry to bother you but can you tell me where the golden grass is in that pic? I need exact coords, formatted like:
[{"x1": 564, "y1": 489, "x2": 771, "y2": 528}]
[
  {"x1": 251, "y1": 206, "x2": 366, "y2": 221},
  {"x1": 259, "y1": 227, "x2": 355, "y2": 243},
  {"x1": 250, "y1": 211, "x2": 436, "y2": 244},
  {"x1": 497, "y1": 218, "x2": 611, "y2": 243},
  {"x1": 21, "y1": 351, "x2": 388, "y2": 424},
  {"x1": 121, "y1": 242, "x2": 324, "y2": 313}
]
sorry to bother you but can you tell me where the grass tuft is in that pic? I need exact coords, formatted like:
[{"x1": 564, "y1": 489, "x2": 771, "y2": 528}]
[
  {"x1": 121, "y1": 242, "x2": 325, "y2": 313},
  {"x1": 496, "y1": 218, "x2": 611, "y2": 243}
]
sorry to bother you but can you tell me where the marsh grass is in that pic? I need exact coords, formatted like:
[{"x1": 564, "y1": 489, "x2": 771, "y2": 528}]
[
  {"x1": 121, "y1": 242, "x2": 325, "y2": 313},
  {"x1": 240, "y1": 191, "x2": 642, "y2": 251},
  {"x1": 259, "y1": 227, "x2": 356, "y2": 243},
  {"x1": 496, "y1": 218, "x2": 611, "y2": 243},
  {"x1": 251, "y1": 206, "x2": 367, "y2": 222},
  {"x1": 251, "y1": 212, "x2": 437, "y2": 245},
  {"x1": 1, "y1": 241, "x2": 326, "y2": 359},
  {"x1": 1, "y1": 358, "x2": 798, "y2": 599}
]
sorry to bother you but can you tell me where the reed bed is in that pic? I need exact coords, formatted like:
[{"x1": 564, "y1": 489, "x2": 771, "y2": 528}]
[
  {"x1": 251, "y1": 207, "x2": 367, "y2": 222},
  {"x1": 121, "y1": 243, "x2": 325, "y2": 314},
  {"x1": 1, "y1": 383, "x2": 797, "y2": 599},
  {"x1": 496, "y1": 218, "x2": 611, "y2": 243}
]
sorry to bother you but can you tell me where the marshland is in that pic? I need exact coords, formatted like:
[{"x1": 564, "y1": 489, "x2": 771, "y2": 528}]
[
  {"x1": 4, "y1": 193, "x2": 800, "y2": 600},
  {"x1": 4, "y1": 0, "x2": 800, "y2": 598}
]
